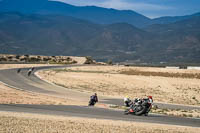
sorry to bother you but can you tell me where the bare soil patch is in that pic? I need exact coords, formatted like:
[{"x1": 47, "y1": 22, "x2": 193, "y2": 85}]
[{"x1": 0, "y1": 111, "x2": 199, "y2": 133}]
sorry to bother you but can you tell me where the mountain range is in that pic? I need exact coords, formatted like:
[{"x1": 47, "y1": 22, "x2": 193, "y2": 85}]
[
  {"x1": 0, "y1": 0, "x2": 200, "y2": 63},
  {"x1": 1, "y1": 0, "x2": 200, "y2": 28}
]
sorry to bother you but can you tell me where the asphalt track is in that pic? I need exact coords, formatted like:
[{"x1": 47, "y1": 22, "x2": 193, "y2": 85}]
[{"x1": 0, "y1": 65, "x2": 200, "y2": 127}]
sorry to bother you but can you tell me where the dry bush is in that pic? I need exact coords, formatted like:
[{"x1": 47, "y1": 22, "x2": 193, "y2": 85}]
[{"x1": 120, "y1": 69, "x2": 200, "y2": 79}]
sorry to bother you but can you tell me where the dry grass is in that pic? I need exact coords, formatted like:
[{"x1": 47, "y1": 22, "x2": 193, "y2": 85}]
[
  {"x1": 38, "y1": 66, "x2": 200, "y2": 106},
  {"x1": 120, "y1": 69, "x2": 200, "y2": 79},
  {"x1": 151, "y1": 108, "x2": 200, "y2": 118},
  {"x1": 0, "y1": 111, "x2": 199, "y2": 133}
]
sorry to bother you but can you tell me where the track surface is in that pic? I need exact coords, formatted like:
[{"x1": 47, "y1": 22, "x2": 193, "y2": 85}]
[
  {"x1": 1, "y1": 104, "x2": 200, "y2": 127},
  {"x1": 0, "y1": 65, "x2": 200, "y2": 127}
]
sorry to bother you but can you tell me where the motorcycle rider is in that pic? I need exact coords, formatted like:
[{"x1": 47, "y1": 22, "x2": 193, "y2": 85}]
[
  {"x1": 124, "y1": 96, "x2": 132, "y2": 107},
  {"x1": 129, "y1": 98, "x2": 142, "y2": 112},
  {"x1": 129, "y1": 96, "x2": 153, "y2": 115},
  {"x1": 144, "y1": 96, "x2": 153, "y2": 116},
  {"x1": 17, "y1": 68, "x2": 21, "y2": 73},
  {"x1": 28, "y1": 68, "x2": 32, "y2": 76},
  {"x1": 133, "y1": 98, "x2": 142, "y2": 104},
  {"x1": 89, "y1": 93, "x2": 98, "y2": 106},
  {"x1": 31, "y1": 67, "x2": 35, "y2": 71}
]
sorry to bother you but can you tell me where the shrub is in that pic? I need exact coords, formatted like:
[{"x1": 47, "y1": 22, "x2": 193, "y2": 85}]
[
  {"x1": 16, "y1": 55, "x2": 21, "y2": 59},
  {"x1": 84, "y1": 56, "x2": 95, "y2": 64},
  {"x1": 107, "y1": 60, "x2": 113, "y2": 65},
  {"x1": 0, "y1": 57, "x2": 7, "y2": 61}
]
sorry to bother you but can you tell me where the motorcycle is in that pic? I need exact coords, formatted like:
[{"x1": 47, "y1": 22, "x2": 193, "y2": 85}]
[
  {"x1": 17, "y1": 68, "x2": 21, "y2": 73},
  {"x1": 88, "y1": 99, "x2": 96, "y2": 106},
  {"x1": 28, "y1": 71, "x2": 32, "y2": 76},
  {"x1": 124, "y1": 99, "x2": 152, "y2": 116}
]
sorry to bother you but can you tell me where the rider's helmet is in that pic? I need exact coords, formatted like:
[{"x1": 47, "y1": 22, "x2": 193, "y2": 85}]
[
  {"x1": 148, "y1": 96, "x2": 153, "y2": 99},
  {"x1": 125, "y1": 95, "x2": 129, "y2": 98},
  {"x1": 94, "y1": 93, "x2": 97, "y2": 96}
]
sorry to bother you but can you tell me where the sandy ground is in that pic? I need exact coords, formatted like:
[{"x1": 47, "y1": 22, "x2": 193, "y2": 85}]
[
  {"x1": 69, "y1": 56, "x2": 86, "y2": 64},
  {"x1": 0, "y1": 111, "x2": 199, "y2": 133},
  {"x1": 38, "y1": 66, "x2": 200, "y2": 106},
  {"x1": 0, "y1": 82, "x2": 109, "y2": 109},
  {"x1": 0, "y1": 83, "x2": 86, "y2": 105}
]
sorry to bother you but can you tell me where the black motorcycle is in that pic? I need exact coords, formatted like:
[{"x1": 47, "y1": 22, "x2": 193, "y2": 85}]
[
  {"x1": 88, "y1": 99, "x2": 96, "y2": 106},
  {"x1": 17, "y1": 68, "x2": 21, "y2": 73},
  {"x1": 124, "y1": 99, "x2": 152, "y2": 116},
  {"x1": 28, "y1": 71, "x2": 32, "y2": 76}
]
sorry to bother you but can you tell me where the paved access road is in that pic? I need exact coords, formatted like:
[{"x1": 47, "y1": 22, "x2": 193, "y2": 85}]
[{"x1": 0, "y1": 65, "x2": 200, "y2": 127}]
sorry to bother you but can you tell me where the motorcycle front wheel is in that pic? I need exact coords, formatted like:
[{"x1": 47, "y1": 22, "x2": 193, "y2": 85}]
[{"x1": 134, "y1": 105, "x2": 146, "y2": 116}]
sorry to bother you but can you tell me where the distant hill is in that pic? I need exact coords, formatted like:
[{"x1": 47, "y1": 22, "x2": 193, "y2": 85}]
[
  {"x1": 0, "y1": 12, "x2": 200, "y2": 63},
  {"x1": 1, "y1": 0, "x2": 200, "y2": 28},
  {"x1": 0, "y1": 12, "x2": 103, "y2": 55},
  {"x1": 151, "y1": 12, "x2": 200, "y2": 25},
  {"x1": 0, "y1": 0, "x2": 151, "y2": 28},
  {"x1": 0, "y1": 13, "x2": 150, "y2": 61},
  {"x1": 145, "y1": 16, "x2": 200, "y2": 63}
]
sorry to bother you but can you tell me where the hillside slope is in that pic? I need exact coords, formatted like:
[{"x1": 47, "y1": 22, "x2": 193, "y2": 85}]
[
  {"x1": 0, "y1": 12, "x2": 200, "y2": 63},
  {"x1": 0, "y1": 0, "x2": 151, "y2": 28}
]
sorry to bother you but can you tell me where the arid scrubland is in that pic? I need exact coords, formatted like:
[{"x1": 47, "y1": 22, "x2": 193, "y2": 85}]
[
  {"x1": 38, "y1": 66, "x2": 200, "y2": 106},
  {"x1": 0, "y1": 111, "x2": 199, "y2": 133},
  {"x1": 0, "y1": 54, "x2": 88, "y2": 64},
  {"x1": 0, "y1": 56, "x2": 87, "y2": 70}
]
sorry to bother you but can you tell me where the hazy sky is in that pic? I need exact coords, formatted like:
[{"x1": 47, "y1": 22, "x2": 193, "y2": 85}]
[{"x1": 55, "y1": 0, "x2": 200, "y2": 18}]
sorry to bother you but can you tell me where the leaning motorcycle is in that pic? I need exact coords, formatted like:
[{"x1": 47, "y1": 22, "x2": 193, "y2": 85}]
[
  {"x1": 124, "y1": 99, "x2": 152, "y2": 116},
  {"x1": 88, "y1": 99, "x2": 96, "y2": 106}
]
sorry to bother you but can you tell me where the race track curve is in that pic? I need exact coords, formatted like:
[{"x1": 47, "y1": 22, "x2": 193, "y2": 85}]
[{"x1": 0, "y1": 65, "x2": 200, "y2": 127}]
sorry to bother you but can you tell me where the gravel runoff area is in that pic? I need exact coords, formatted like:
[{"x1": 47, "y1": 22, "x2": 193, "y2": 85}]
[{"x1": 0, "y1": 111, "x2": 199, "y2": 133}]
